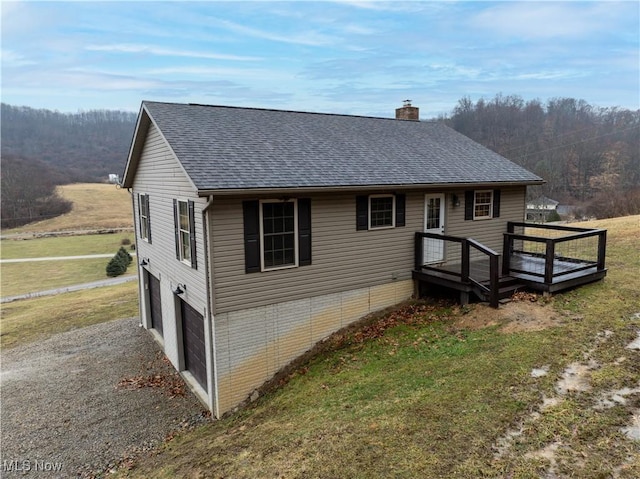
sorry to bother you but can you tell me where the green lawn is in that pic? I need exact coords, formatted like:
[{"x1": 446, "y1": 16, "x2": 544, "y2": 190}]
[
  {"x1": 0, "y1": 282, "x2": 139, "y2": 350},
  {"x1": 1, "y1": 258, "x2": 136, "y2": 297},
  {"x1": 1, "y1": 233, "x2": 135, "y2": 259}
]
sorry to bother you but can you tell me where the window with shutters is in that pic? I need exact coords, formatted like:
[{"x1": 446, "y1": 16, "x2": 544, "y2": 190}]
[
  {"x1": 243, "y1": 198, "x2": 311, "y2": 274},
  {"x1": 369, "y1": 195, "x2": 395, "y2": 229},
  {"x1": 464, "y1": 189, "x2": 500, "y2": 221},
  {"x1": 138, "y1": 194, "x2": 151, "y2": 242},
  {"x1": 356, "y1": 194, "x2": 405, "y2": 230},
  {"x1": 474, "y1": 190, "x2": 493, "y2": 220},
  {"x1": 173, "y1": 199, "x2": 197, "y2": 269},
  {"x1": 260, "y1": 199, "x2": 298, "y2": 270}
]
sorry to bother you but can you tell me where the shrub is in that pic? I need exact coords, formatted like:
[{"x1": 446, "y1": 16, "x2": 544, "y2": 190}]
[
  {"x1": 106, "y1": 255, "x2": 127, "y2": 277},
  {"x1": 116, "y1": 246, "x2": 133, "y2": 267},
  {"x1": 546, "y1": 210, "x2": 561, "y2": 222},
  {"x1": 121, "y1": 238, "x2": 131, "y2": 246}
]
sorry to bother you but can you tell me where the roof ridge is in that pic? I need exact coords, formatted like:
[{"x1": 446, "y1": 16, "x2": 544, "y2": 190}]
[{"x1": 144, "y1": 100, "x2": 439, "y2": 123}]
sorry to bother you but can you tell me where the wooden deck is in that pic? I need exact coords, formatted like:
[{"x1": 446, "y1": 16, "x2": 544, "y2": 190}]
[
  {"x1": 508, "y1": 253, "x2": 606, "y2": 292},
  {"x1": 413, "y1": 222, "x2": 607, "y2": 307}
]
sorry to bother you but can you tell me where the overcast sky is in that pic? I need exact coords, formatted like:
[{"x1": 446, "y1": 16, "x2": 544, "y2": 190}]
[{"x1": 2, "y1": 1, "x2": 639, "y2": 118}]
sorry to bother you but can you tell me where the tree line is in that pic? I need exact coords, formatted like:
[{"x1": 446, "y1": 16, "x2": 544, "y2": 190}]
[
  {"x1": 442, "y1": 94, "x2": 640, "y2": 218},
  {"x1": 1, "y1": 96, "x2": 638, "y2": 229},
  {"x1": 1, "y1": 103, "x2": 136, "y2": 183},
  {"x1": 1, "y1": 155, "x2": 73, "y2": 228}
]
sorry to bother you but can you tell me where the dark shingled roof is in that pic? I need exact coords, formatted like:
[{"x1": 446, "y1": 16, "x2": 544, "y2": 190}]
[{"x1": 129, "y1": 101, "x2": 543, "y2": 191}]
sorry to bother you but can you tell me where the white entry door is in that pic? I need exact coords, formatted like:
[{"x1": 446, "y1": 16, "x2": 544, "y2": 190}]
[{"x1": 423, "y1": 194, "x2": 445, "y2": 264}]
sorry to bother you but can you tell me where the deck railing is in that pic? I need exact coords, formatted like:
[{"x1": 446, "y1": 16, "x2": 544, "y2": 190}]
[
  {"x1": 502, "y1": 222, "x2": 607, "y2": 284},
  {"x1": 415, "y1": 232, "x2": 500, "y2": 307}
]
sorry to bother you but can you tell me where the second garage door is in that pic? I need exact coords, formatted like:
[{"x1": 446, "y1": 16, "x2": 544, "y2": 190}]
[
  {"x1": 147, "y1": 272, "x2": 163, "y2": 336},
  {"x1": 180, "y1": 300, "x2": 207, "y2": 389}
]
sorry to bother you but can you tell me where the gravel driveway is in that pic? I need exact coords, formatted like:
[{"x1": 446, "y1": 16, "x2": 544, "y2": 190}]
[{"x1": 1, "y1": 317, "x2": 209, "y2": 478}]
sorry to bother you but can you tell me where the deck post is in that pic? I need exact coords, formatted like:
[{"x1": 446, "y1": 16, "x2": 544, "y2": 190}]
[
  {"x1": 597, "y1": 230, "x2": 607, "y2": 271},
  {"x1": 489, "y1": 254, "x2": 499, "y2": 308},
  {"x1": 460, "y1": 291, "x2": 469, "y2": 306},
  {"x1": 461, "y1": 239, "x2": 470, "y2": 283},
  {"x1": 502, "y1": 233, "x2": 511, "y2": 276},
  {"x1": 544, "y1": 239, "x2": 555, "y2": 284},
  {"x1": 415, "y1": 233, "x2": 423, "y2": 270}
]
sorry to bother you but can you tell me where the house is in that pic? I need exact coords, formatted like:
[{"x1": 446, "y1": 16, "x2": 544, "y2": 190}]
[
  {"x1": 122, "y1": 101, "x2": 606, "y2": 417},
  {"x1": 526, "y1": 195, "x2": 560, "y2": 222}
]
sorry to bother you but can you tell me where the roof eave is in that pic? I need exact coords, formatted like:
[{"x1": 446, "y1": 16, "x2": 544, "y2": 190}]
[
  {"x1": 121, "y1": 103, "x2": 151, "y2": 188},
  {"x1": 196, "y1": 179, "x2": 545, "y2": 197}
]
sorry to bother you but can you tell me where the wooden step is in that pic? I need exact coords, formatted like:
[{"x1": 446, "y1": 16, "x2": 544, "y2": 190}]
[{"x1": 474, "y1": 277, "x2": 526, "y2": 302}]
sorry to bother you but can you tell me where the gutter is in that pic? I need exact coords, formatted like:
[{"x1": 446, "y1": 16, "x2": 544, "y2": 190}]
[{"x1": 196, "y1": 180, "x2": 545, "y2": 197}]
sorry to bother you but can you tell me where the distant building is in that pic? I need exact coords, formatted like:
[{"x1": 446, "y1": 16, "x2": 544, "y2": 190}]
[
  {"x1": 526, "y1": 196, "x2": 559, "y2": 222},
  {"x1": 108, "y1": 174, "x2": 120, "y2": 184}
]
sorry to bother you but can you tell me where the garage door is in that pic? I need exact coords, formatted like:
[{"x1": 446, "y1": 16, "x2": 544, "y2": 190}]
[
  {"x1": 180, "y1": 300, "x2": 207, "y2": 389},
  {"x1": 148, "y1": 272, "x2": 163, "y2": 337}
]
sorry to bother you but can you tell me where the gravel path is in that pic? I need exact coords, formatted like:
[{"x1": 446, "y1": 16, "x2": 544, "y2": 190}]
[
  {"x1": 1, "y1": 317, "x2": 209, "y2": 478},
  {"x1": 0, "y1": 275, "x2": 138, "y2": 304}
]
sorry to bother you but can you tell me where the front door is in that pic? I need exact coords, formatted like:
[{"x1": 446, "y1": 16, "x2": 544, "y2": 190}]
[{"x1": 423, "y1": 194, "x2": 445, "y2": 264}]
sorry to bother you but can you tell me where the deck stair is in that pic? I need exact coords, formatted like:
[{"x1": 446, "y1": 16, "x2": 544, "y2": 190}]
[{"x1": 475, "y1": 276, "x2": 525, "y2": 303}]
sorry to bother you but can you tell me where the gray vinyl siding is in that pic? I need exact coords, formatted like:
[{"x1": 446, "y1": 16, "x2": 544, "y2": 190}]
[
  {"x1": 445, "y1": 186, "x2": 526, "y2": 253},
  {"x1": 210, "y1": 186, "x2": 527, "y2": 314},
  {"x1": 132, "y1": 123, "x2": 209, "y2": 316},
  {"x1": 210, "y1": 192, "x2": 423, "y2": 314}
]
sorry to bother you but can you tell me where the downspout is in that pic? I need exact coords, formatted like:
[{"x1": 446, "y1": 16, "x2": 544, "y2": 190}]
[
  {"x1": 202, "y1": 195, "x2": 219, "y2": 417},
  {"x1": 126, "y1": 187, "x2": 144, "y2": 328}
]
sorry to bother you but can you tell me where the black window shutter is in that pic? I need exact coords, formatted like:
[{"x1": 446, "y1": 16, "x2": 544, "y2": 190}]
[
  {"x1": 493, "y1": 189, "x2": 501, "y2": 218},
  {"x1": 173, "y1": 199, "x2": 180, "y2": 260},
  {"x1": 243, "y1": 200, "x2": 261, "y2": 273},
  {"x1": 464, "y1": 191, "x2": 474, "y2": 221},
  {"x1": 395, "y1": 194, "x2": 406, "y2": 227},
  {"x1": 188, "y1": 200, "x2": 197, "y2": 269},
  {"x1": 298, "y1": 198, "x2": 312, "y2": 266},
  {"x1": 356, "y1": 195, "x2": 368, "y2": 230},
  {"x1": 146, "y1": 196, "x2": 152, "y2": 244}
]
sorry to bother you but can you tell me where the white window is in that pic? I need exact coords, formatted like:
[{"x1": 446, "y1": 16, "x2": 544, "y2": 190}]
[
  {"x1": 260, "y1": 199, "x2": 298, "y2": 271},
  {"x1": 474, "y1": 190, "x2": 493, "y2": 220},
  {"x1": 177, "y1": 200, "x2": 191, "y2": 263},
  {"x1": 139, "y1": 194, "x2": 150, "y2": 241},
  {"x1": 369, "y1": 194, "x2": 395, "y2": 229}
]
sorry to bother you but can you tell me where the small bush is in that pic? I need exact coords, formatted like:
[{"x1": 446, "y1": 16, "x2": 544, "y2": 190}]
[
  {"x1": 116, "y1": 246, "x2": 133, "y2": 267},
  {"x1": 546, "y1": 210, "x2": 561, "y2": 222},
  {"x1": 121, "y1": 238, "x2": 131, "y2": 246},
  {"x1": 106, "y1": 255, "x2": 127, "y2": 277}
]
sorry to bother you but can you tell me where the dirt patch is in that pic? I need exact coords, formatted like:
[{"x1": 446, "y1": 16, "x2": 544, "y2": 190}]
[{"x1": 453, "y1": 295, "x2": 575, "y2": 334}]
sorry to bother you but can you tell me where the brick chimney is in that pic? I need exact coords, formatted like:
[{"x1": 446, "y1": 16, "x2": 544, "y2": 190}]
[{"x1": 395, "y1": 100, "x2": 419, "y2": 121}]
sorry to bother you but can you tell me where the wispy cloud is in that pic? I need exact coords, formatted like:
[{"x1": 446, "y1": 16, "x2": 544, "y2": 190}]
[
  {"x1": 85, "y1": 44, "x2": 261, "y2": 62},
  {"x1": 0, "y1": 49, "x2": 37, "y2": 67},
  {"x1": 210, "y1": 18, "x2": 336, "y2": 47},
  {"x1": 470, "y1": 2, "x2": 634, "y2": 39}
]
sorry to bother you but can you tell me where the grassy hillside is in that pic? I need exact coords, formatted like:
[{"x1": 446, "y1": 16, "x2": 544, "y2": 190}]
[
  {"x1": 0, "y1": 182, "x2": 138, "y2": 346},
  {"x1": 1, "y1": 183, "x2": 136, "y2": 295},
  {"x1": 117, "y1": 215, "x2": 640, "y2": 479},
  {"x1": 2, "y1": 183, "x2": 133, "y2": 234}
]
